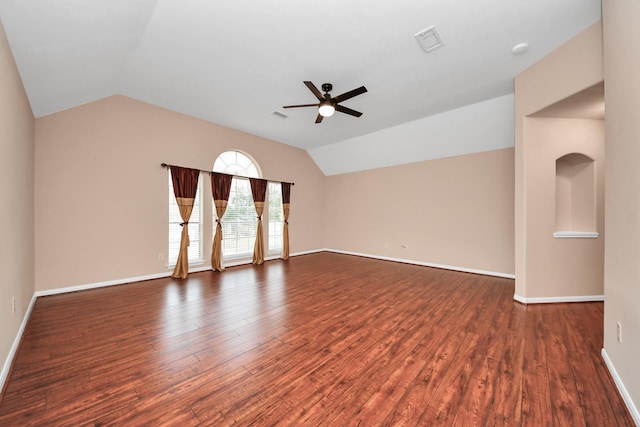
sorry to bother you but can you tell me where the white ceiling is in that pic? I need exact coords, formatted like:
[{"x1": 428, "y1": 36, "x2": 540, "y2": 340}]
[{"x1": 0, "y1": 0, "x2": 601, "y2": 151}]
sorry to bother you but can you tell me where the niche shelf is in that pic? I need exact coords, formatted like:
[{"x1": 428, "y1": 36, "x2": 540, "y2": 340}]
[{"x1": 553, "y1": 231, "x2": 599, "y2": 238}]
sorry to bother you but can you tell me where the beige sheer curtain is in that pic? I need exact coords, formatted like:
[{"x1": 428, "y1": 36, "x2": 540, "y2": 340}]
[
  {"x1": 169, "y1": 166, "x2": 200, "y2": 279},
  {"x1": 249, "y1": 178, "x2": 268, "y2": 265},
  {"x1": 281, "y1": 182, "x2": 291, "y2": 260},
  {"x1": 211, "y1": 172, "x2": 234, "y2": 272}
]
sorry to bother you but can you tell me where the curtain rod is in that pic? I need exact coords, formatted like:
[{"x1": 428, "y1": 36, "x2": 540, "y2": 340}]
[{"x1": 161, "y1": 163, "x2": 294, "y2": 186}]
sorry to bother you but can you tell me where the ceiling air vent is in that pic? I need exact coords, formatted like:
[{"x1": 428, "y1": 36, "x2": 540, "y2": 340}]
[
  {"x1": 272, "y1": 111, "x2": 288, "y2": 119},
  {"x1": 414, "y1": 25, "x2": 443, "y2": 54}
]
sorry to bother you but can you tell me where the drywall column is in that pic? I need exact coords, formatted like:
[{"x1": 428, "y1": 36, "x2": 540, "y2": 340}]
[
  {"x1": 602, "y1": 0, "x2": 640, "y2": 420},
  {"x1": 514, "y1": 22, "x2": 603, "y2": 300}
]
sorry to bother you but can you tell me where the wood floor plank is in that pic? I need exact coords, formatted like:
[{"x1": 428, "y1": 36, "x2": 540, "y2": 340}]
[
  {"x1": 522, "y1": 306, "x2": 553, "y2": 427},
  {"x1": 486, "y1": 299, "x2": 526, "y2": 424},
  {"x1": 545, "y1": 305, "x2": 588, "y2": 427},
  {"x1": 0, "y1": 252, "x2": 635, "y2": 426},
  {"x1": 448, "y1": 280, "x2": 515, "y2": 425}
]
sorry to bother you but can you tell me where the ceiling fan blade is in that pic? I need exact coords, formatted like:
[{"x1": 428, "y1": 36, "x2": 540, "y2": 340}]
[
  {"x1": 315, "y1": 113, "x2": 324, "y2": 124},
  {"x1": 336, "y1": 104, "x2": 363, "y2": 117},
  {"x1": 332, "y1": 86, "x2": 367, "y2": 103},
  {"x1": 283, "y1": 103, "x2": 320, "y2": 109},
  {"x1": 304, "y1": 81, "x2": 325, "y2": 101}
]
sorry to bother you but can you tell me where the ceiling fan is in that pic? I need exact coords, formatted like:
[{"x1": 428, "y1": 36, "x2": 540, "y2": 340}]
[{"x1": 283, "y1": 81, "x2": 367, "y2": 123}]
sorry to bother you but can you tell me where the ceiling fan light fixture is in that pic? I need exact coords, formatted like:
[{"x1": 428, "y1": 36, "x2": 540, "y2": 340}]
[{"x1": 318, "y1": 101, "x2": 335, "y2": 117}]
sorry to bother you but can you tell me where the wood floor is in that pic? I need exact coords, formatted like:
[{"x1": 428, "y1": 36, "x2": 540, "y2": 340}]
[{"x1": 0, "y1": 252, "x2": 633, "y2": 426}]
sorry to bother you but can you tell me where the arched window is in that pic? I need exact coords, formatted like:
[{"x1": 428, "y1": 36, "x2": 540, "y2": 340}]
[
  {"x1": 213, "y1": 151, "x2": 261, "y2": 258},
  {"x1": 213, "y1": 150, "x2": 260, "y2": 178}
]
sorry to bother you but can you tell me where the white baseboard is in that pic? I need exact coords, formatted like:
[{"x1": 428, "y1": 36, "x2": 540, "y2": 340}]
[
  {"x1": 601, "y1": 348, "x2": 640, "y2": 426},
  {"x1": 34, "y1": 250, "x2": 325, "y2": 298},
  {"x1": 213, "y1": 249, "x2": 324, "y2": 269},
  {"x1": 1, "y1": 293, "x2": 38, "y2": 394},
  {"x1": 34, "y1": 248, "x2": 506, "y2": 299},
  {"x1": 35, "y1": 271, "x2": 173, "y2": 297},
  {"x1": 34, "y1": 266, "x2": 211, "y2": 298},
  {"x1": 324, "y1": 248, "x2": 515, "y2": 279},
  {"x1": 513, "y1": 294, "x2": 605, "y2": 304},
  {"x1": 322, "y1": 250, "x2": 607, "y2": 305},
  {"x1": 290, "y1": 249, "x2": 325, "y2": 257}
]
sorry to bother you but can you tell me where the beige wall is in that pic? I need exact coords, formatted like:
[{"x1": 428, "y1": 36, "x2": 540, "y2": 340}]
[
  {"x1": 34, "y1": 95, "x2": 325, "y2": 291},
  {"x1": 602, "y1": 0, "x2": 640, "y2": 416},
  {"x1": 0, "y1": 21, "x2": 35, "y2": 379},
  {"x1": 515, "y1": 22, "x2": 604, "y2": 299},
  {"x1": 524, "y1": 118, "x2": 604, "y2": 298},
  {"x1": 323, "y1": 148, "x2": 515, "y2": 275}
]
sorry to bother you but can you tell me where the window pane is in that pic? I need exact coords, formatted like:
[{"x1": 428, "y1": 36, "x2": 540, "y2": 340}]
[
  {"x1": 246, "y1": 164, "x2": 258, "y2": 177},
  {"x1": 222, "y1": 178, "x2": 257, "y2": 257},
  {"x1": 237, "y1": 153, "x2": 252, "y2": 169},
  {"x1": 268, "y1": 182, "x2": 283, "y2": 252},
  {"x1": 168, "y1": 173, "x2": 203, "y2": 264},
  {"x1": 220, "y1": 151, "x2": 236, "y2": 166}
]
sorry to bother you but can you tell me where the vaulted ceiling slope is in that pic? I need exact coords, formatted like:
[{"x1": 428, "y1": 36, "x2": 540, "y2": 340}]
[{"x1": 0, "y1": 1, "x2": 601, "y2": 151}]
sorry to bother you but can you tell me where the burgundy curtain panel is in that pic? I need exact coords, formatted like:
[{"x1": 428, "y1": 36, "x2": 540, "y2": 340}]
[
  {"x1": 169, "y1": 166, "x2": 200, "y2": 279},
  {"x1": 281, "y1": 182, "x2": 291, "y2": 260},
  {"x1": 211, "y1": 172, "x2": 234, "y2": 272},
  {"x1": 249, "y1": 178, "x2": 268, "y2": 265}
]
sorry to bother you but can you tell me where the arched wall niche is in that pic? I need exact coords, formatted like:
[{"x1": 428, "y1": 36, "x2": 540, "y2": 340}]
[{"x1": 555, "y1": 152, "x2": 596, "y2": 234}]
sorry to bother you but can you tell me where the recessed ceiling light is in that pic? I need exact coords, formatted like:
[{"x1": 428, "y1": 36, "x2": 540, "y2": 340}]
[{"x1": 512, "y1": 42, "x2": 529, "y2": 55}]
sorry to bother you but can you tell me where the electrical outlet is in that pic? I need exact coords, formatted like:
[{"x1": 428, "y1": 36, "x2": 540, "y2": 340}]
[
  {"x1": 617, "y1": 322, "x2": 622, "y2": 343},
  {"x1": 12, "y1": 297, "x2": 16, "y2": 314}
]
